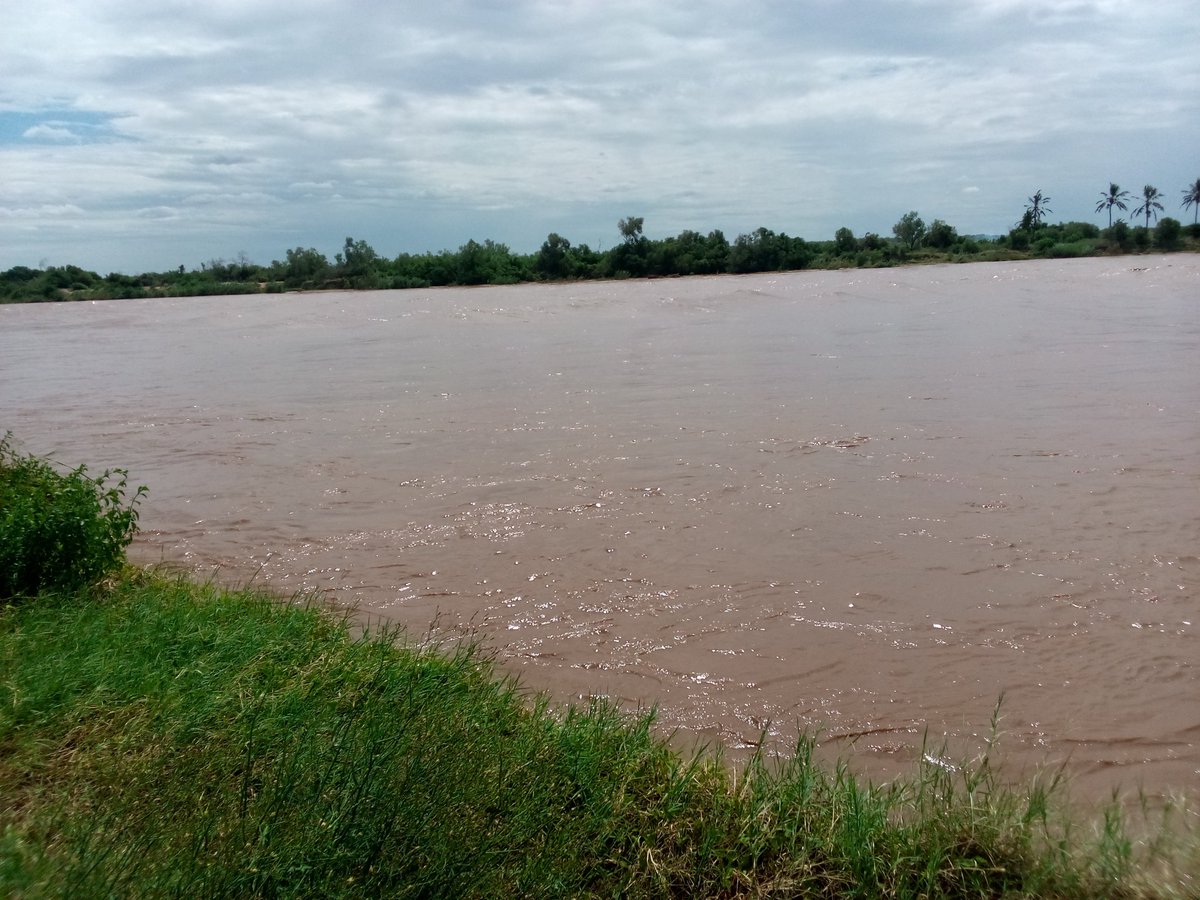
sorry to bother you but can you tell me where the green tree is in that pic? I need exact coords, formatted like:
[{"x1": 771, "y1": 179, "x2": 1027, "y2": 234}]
[
  {"x1": 1, "y1": 265, "x2": 39, "y2": 285},
  {"x1": 200, "y1": 253, "x2": 257, "y2": 283},
  {"x1": 278, "y1": 247, "x2": 329, "y2": 288},
  {"x1": 727, "y1": 228, "x2": 808, "y2": 273},
  {"x1": 535, "y1": 233, "x2": 573, "y2": 280},
  {"x1": 703, "y1": 229, "x2": 730, "y2": 273},
  {"x1": 1095, "y1": 183, "x2": 1130, "y2": 227},
  {"x1": 336, "y1": 237, "x2": 380, "y2": 287},
  {"x1": 892, "y1": 211, "x2": 926, "y2": 250},
  {"x1": 1181, "y1": 177, "x2": 1200, "y2": 225},
  {"x1": 1154, "y1": 217, "x2": 1182, "y2": 250},
  {"x1": 455, "y1": 239, "x2": 487, "y2": 285},
  {"x1": 1024, "y1": 190, "x2": 1051, "y2": 229},
  {"x1": 925, "y1": 219, "x2": 957, "y2": 249},
  {"x1": 658, "y1": 229, "x2": 729, "y2": 275},
  {"x1": 610, "y1": 216, "x2": 649, "y2": 277},
  {"x1": 834, "y1": 227, "x2": 856, "y2": 255},
  {"x1": 617, "y1": 216, "x2": 644, "y2": 244},
  {"x1": 568, "y1": 242, "x2": 603, "y2": 279},
  {"x1": 454, "y1": 239, "x2": 524, "y2": 285},
  {"x1": 1133, "y1": 185, "x2": 1164, "y2": 228}
]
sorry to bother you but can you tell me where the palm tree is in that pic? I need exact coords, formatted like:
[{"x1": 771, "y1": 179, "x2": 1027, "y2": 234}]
[
  {"x1": 1134, "y1": 184, "x2": 1164, "y2": 228},
  {"x1": 1182, "y1": 178, "x2": 1200, "y2": 225},
  {"x1": 1025, "y1": 190, "x2": 1051, "y2": 229},
  {"x1": 1095, "y1": 183, "x2": 1130, "y2": 227}
]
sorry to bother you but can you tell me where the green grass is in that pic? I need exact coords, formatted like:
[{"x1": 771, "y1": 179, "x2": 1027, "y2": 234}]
[{"x1": 1, "y1": 573, "x2": 1196, "y2": 898}]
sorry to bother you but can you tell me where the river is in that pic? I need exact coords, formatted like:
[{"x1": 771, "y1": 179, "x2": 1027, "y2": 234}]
[{"x1": 3, "y1": 255, "x2": 1197, "y2": 804}]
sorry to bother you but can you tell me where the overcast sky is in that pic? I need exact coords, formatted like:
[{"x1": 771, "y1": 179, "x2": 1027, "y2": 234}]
[{"x1": 2, "y1": 0, "x2": 1197, "y2": 273}]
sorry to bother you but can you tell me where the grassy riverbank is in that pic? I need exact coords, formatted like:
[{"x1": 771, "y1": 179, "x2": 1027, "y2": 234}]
[
  {"x1": 1, "y1": 440, "x2": 1197, "y2": 896},
  {"x1": 0, "y1": 573, "x2": 1195, "y2": 897}
]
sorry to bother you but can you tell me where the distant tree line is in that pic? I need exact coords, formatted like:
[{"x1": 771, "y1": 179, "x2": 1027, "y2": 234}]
[{"x1": 4, "y1": 180, "x2": 1199, "y2": 303}]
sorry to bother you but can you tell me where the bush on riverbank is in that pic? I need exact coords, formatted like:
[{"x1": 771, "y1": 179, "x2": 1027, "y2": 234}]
[
  {"x1": 0, "y1": 434, "x2": 144, "y2": 600},
  {"x1": 1, "y1": 445, "x2": 1195, "y2": 896}
]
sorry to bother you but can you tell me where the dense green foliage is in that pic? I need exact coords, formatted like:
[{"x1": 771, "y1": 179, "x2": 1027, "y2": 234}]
[
  {"x1": 0, "y1": 445, "x2": 1196, "y2": 896},
  {"x1": 3, "y1": 179, "x2": 1199, "y2": 303},
  {"x1": 0, "y1": 434, "x2": 144, "y2": 599}
]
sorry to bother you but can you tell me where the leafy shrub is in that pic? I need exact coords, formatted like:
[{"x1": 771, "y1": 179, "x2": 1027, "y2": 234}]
[
  {"x1": 1060, "y1": 221, "x2": 1100, "y2": 242},
  {"x1": 925, "y1": 218, "x2": 958, "y2": 249},
  {"x1": 388, "y1": 275, "x2": 431, "y2": 289},
  {"x1": 1048, "y1": 240, "x2": 1096, "y2": 258},
  {"x1": 0, "y1": 435, "x2": 146, "y2": 599},
  {"x1": 1104, "y1": 221, "x2": 1132, "y2": 250},
  {"x1": 1154, "y1": 217, "x2": 1182, "y2": 250},
  {"x1": 1033, "y1": 235, "x2": 1057, "y2": 255}
]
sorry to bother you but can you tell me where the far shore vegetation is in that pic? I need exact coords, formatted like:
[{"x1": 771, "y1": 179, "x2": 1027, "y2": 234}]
[
  {"x1": 4, "y1": 181, "x2": 1200, "y2": 303},
  {"x1": 3, "y1": 438, "x2": 1200, "y2": 895}
]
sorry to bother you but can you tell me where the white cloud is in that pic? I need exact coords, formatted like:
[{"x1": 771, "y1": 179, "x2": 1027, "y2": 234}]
[
  {"x1": 0, "y1": 203, "x2": 86, "y2": 218},
  {"x1": 22, "y1": 123, "x2": 80, "y2": 142}
]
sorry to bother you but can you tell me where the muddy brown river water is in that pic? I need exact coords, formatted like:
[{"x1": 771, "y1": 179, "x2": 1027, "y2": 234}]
[{"x1": 3, "y1": 256, "x2": 1198, "y2": 804}]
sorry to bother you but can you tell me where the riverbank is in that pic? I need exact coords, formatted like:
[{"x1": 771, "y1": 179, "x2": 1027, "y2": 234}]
[{"x1": 0, "y1": 572, "x2": 1194, "y2": 896}]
